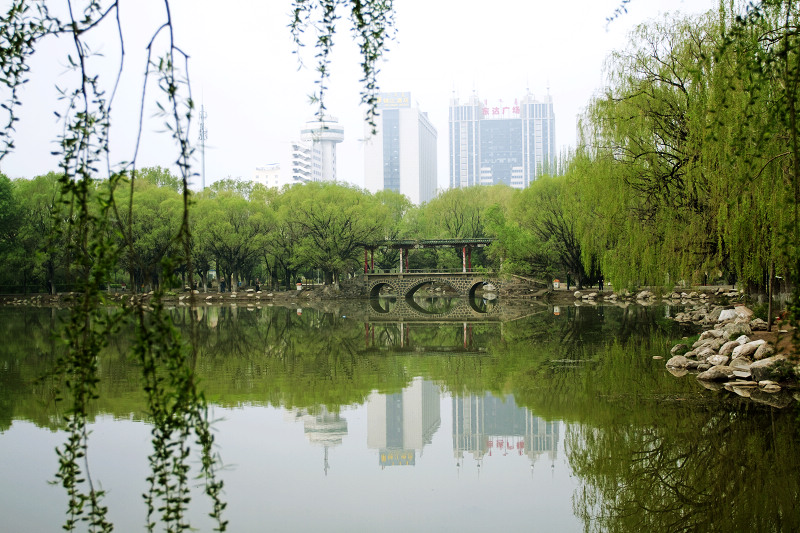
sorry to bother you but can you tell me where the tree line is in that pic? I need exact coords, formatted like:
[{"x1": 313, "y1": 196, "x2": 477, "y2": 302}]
[{"x1": 1, "y1": 3, "x2": 797, "y2": 298}]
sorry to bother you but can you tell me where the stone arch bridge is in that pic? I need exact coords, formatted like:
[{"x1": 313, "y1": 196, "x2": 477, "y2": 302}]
[{"x1": 365, "y1": 272, "x2": 500, "y2": 300}]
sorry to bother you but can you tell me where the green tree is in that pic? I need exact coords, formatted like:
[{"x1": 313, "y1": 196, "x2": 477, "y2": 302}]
[{"x1": 280, "y1": 182, "x2": 389, "y2": 284}]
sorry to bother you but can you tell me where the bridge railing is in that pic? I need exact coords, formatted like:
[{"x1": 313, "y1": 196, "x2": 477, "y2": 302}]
[{"x1": 365, "y1": 268, "x2": 497, "y2": 275}]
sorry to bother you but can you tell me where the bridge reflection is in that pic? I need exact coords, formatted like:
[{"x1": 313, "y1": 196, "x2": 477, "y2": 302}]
[
  {"x1": 362, "y1": 321, "x2": 493, "y2": 355},
  {"x1": 368, "y1": 294, "x2": 501, "y2": 320}
]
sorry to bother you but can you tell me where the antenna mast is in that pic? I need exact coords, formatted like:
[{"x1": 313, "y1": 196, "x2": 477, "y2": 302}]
[{"x1": 198, "y1": 104, "x2": 208, "y2": 189}]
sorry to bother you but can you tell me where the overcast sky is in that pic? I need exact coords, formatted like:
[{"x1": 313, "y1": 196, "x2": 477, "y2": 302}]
[{"x1": 1, "y1": 0, "x2": 719, "y2": 192}]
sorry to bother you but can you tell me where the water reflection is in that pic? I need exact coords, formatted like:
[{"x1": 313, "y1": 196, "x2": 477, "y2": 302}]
[
  {"x1": 453, "y1": 393, "x2": 559, "y2": 468},
  {"x1": 367, "y1": 378, "x2": 440, "y2": 468},
  {"x1": 286, "y1": 406, "x2": 347, "y2": 476},
  {"x1": 1, "y1": 302, "x2": 798, "y2": 532}
]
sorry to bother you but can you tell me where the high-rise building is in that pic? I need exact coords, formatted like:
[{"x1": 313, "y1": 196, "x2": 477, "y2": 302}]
[
  {"x1": 364, "y1": 92, "x2": 438, "y2": 204},
  {"x1": 449, "y1": 90, "x2": 555, "y2": 189},
  {"x1": 300, "y1": 115, "x2": 344, "y2": 182}
]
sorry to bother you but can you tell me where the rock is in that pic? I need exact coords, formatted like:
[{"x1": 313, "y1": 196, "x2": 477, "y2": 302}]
[
  {"x1": 732, "y1": 339, "x2": 766, "y2": 358},
  {"x1": 734, "y1": 335, "x2": 751, "y2": 344},
  {"x1": 666, "y1": 355, "x2": 691, "y2": 368},
  {"x1": 636, "y1": 290, "x2": 653, "y2": 299},
  {"x1": 700, "y1": 329, "x2": 724, "y2": 340},
  {"x1": 697, "y1": 347, "x2": 717, "y2": 360},
  {"x1": 749, "y1": 355, "x2": 788, "y2": 382},
  {"x1": 707, "y1": 354, "x2": 730, "y2": 366},
  {"x1": 721, "y1": 322, "x2": 752, "y2": 340},
  {"x1": 574, "y1": 291, "x2": 582, "y2": 298},
  {"x1": 707, "y1": 338, "x2": 727, "y2": 351},
  {"x1": 729, "y1": 357, "x2": 752, "y2": 370},
  {"x1": 734, "y1": 305, "x2": 754, "y2": 319},
  {"x1": 733, "y1": 369, "x2": 753, "y2": 379},
  {"x1": 697, "y1": 363, "x2": 711, "y2": 371},
  {"x1": 670, "y1": 343, "x2": 689, "y2": 355},
  {"x1": 750, "y1": 318, "x2": 769, "y2": 331},
  {"x1": 652, "y1": 355, "x2": 664, "y2": 360},
  {"x1": 670, "y1": 292, "x2": 681, "y2": 299},
  {"x1": 688, "y1": 291, "x2": 699, "y2": 299},
  {"x1": 719, "y1": 340, "x2": 742, "y2": 356},
  {"x1": 718, "y1": 308, "x2": 738, "y2": 322},
  {"x1": 754, "y1": 343, "x2": 775, "y2": 361},
  {"x1": 697, "y1": 365, "x2": 736, "y2": 381},
  {"x1": 707, "y1": 307, "x2": 725, "y2": 322},
  {"x1": 686, "y1": 360, "x2": 701, "y2": 369}
]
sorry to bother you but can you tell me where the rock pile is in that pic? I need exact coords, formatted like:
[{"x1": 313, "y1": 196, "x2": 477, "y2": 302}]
[{"x1": 666, "y1": 305, "x2": 797, "y2": 407}]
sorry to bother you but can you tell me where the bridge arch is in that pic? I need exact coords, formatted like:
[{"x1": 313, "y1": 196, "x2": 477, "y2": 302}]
[
  {"x1": 405, "y1": 278, "x2": 460, "y2": 298},
  {"x1": 368, "y1": 281, "x2": 398, "y2": 299}
]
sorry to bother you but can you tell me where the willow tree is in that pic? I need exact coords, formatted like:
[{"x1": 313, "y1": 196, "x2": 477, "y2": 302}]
[
  {"x1": 709, "y1": 0, "x2": 800, "y2": 328},
  {"x1": 577, "y1": 11, "x2": 722, "y2": 288},
  {"x1": 0, "y1": 0, "x2": 395, "y2": 530}
]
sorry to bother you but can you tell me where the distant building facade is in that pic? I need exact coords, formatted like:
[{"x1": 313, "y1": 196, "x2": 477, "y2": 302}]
[
  {"x1": 364, "y1": 92, "x2": 438, "y2": 204},
  {"x1": 253, "y1": 163, "x2": 282, "y2": 188},
  {"x1": 449, "y1": 90, "x2": 555, "y2": 189},
  {"x1": 253, "y1": 163, "x2": 309, "y2": 190},
  {"x1": 300, "y1": 115, "x2": 344, "y2": 182},
  {"x1": 290, "y1": 142, "x2": 312, "y2": 184}
]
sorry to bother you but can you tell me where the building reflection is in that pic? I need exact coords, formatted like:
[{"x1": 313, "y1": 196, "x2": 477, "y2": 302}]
[
  {"x1": 285, "y1": 406, "x2": 347, "y2": 475},
  {"x1": 453, "y1": 393, "x2": 559, "y2": 470},
  {"x1": 367, "y1": 378, "x2": 441, "y2": 468}
]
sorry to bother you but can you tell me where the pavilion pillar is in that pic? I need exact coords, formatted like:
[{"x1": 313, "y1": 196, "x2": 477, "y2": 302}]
[
  {"x1": 400, "y1": 248, "x2": 404, "y2": 273},
  {"x1": 468, "y1": 247, "x2": 472, "y2": 271},
  {"x1": 364, "y1": 249, "x2": 369, "y2": 273},
  {"x1": 462, "y1": 246, "x2": 466, "y2": 273},
  {"x1": 370, "y1": 250, "x2": 374, "y2": 272},
  {"x1": 405, "y1": 249, "x2": 409, "y2": 272}
]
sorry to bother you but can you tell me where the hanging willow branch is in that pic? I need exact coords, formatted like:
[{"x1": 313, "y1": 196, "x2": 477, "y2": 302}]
[
  {"x1": 0, "y1": 1, "x2": 225, "y2": 531},
  {"x1": 0, "y1": 0, "x2": 396, "y2": 530},
  {"x1": 290, "y1": 0, "x2": 395, "y2": 132}
]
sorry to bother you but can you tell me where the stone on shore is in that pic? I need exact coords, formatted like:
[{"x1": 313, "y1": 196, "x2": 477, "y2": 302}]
[
  {"x1": 719, "y1": 340, "x2": 741, "y2": 356},
  {"x1": 732, "y1": 339, "x2": 766, "y2": 358},
  {"x1": 670, "y1": 343, "x2": 689, "y2": 356},
  {"x1": 706, "y1": 354, "x2": 730, "y2": 366},
  {"x1": 749, "y1": 355, "x2": 788, "y2": 382},
  {"x1": 722, "y1": 322, "x2": 752, "y2": 340},
  {"x1": 666, "y1": 355, "x2": 691, "y2": 369},
  {"x1": 697, "y1": 365, "x2": 736, "y2": 381},
  {"x1": 754, "y1": 343, "x2": 775, "y2": 361}
]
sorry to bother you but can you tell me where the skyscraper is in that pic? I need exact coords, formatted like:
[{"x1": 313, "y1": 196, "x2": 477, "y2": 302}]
[
  {"x1": 364, "y1": 92, "x2": 438, "y2": 204},
  {"x1": 300, "y1": 115, "x2": 344, "y2": 182},
  {"x1": 449, "y1": 90, "x2": 555, "y2": 189}
]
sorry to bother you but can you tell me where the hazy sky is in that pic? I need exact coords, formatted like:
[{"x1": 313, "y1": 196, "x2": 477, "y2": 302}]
[{"x1": 1, "y1": 0, "x2": 720, "y2": 191}]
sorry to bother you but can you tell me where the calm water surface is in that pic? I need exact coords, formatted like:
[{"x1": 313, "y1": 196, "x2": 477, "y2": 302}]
[{"x1": 1, "y1": 300, "x2": 798, "y2": 532}]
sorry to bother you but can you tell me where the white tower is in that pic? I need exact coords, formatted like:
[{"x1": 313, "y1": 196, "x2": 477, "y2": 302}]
[{"x1": 300, "y1": 115, "x2": 344, "y2": 182}]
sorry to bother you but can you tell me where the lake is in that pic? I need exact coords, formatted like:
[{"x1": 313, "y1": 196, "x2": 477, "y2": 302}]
[{"x1": 1, "y1": 300, "x2": 798, "y2": 532}]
